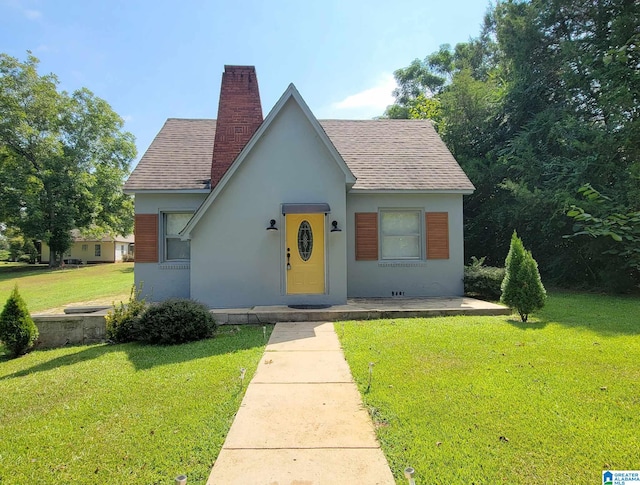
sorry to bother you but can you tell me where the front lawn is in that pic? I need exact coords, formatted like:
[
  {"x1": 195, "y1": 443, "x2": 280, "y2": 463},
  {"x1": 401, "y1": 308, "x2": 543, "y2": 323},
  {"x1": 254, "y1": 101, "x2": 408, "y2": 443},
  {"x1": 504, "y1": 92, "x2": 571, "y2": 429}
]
[
  {"x1": 0, "y1": 325, "x2": 272, "y2": 484},
  {"x1": 338, "y1": 292, "x2": 640, "y2": 484},
  {"x1": 0, "y1": 262, "x2": 134, "y2": 312}
]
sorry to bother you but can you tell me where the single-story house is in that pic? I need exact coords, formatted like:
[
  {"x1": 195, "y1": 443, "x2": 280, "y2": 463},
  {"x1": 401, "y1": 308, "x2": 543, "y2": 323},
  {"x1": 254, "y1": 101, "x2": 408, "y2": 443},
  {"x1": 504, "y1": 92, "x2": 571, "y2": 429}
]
[
  {"x1": 124, "y1": 65, "x2": 474, "y2": 308},
  {"x1": 40, "y1": 231, "x2": 134, "y2": 264}
]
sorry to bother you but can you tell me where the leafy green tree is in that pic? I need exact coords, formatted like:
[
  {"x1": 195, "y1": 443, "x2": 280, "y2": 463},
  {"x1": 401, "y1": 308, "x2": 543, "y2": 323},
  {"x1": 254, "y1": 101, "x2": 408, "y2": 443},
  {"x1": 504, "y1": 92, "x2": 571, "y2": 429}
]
[
  {"x1": 384, "y1": 0, "x2": 640, "y2": 290},
  {"x1": 0, "y1": 286, "x2": 38, "y2": 356},
  {"x1": 0, "y1": 53, "x2": 136, "y2": 266},
  {"x1": 501, "y1": 232, "x2": 546, "y2": 322},
  {"x1": 567, "y1": 184, "x2": 640, "y2": 285}
]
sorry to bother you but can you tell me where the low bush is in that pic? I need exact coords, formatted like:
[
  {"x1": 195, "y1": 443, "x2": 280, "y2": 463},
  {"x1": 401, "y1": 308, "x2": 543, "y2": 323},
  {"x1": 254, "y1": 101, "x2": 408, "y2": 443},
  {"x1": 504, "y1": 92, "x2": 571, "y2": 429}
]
[
  {"x1": 135, "y1": 299, "x2": 216, "y2": 345},
  {"x1": 0, "y1": 286, "x2": 39, "y2": 357},
  {"x1": 464, "y1": 256, "x2": 505, "y2": 300},
  {"x1": 106, "y1": 284, "x2": 146, "y2": 343}
]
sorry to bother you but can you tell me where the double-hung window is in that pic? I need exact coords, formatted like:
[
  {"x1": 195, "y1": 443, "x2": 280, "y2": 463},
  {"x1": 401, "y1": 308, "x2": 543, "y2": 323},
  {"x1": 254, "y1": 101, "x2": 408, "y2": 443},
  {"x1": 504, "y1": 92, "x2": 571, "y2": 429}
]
[
  {"x1": 164, "y1": 212, "x2": 191, "y2": 261},
  {"x1": 380, "y1": 210, "x2": 421, "y2": 259}
]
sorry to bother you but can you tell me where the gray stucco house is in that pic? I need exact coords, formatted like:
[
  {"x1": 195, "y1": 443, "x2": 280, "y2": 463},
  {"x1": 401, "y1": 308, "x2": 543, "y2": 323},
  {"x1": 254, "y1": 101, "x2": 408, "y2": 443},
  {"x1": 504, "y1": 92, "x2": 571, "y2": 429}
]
[{"x1": 124, "y1": 65, "x2": 475, "y2": 308}]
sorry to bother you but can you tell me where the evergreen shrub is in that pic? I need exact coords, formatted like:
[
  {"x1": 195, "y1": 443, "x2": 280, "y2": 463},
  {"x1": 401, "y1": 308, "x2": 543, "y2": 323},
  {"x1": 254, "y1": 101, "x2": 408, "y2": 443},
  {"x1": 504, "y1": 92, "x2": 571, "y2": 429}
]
[
  {"x1": 0, "y1": 286, "x2": 39, "y2": 357},
  {"x1": 501, "y1": 231, "x2": 547, "y2": 322}
]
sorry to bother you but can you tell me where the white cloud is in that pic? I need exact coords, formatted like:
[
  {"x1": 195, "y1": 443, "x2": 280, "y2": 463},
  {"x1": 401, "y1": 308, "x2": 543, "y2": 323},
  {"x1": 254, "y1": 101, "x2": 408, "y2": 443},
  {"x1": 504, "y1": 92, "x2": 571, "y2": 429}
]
[
  {"x1": 122, "y1": 115, "x2": 134, "y2": 123},
  {"x1": 327, "y1": 73, "x2": 397, "y2": 118},
  {"x1": 23, "y1": 8, "x2": 41, "y2": 20}
]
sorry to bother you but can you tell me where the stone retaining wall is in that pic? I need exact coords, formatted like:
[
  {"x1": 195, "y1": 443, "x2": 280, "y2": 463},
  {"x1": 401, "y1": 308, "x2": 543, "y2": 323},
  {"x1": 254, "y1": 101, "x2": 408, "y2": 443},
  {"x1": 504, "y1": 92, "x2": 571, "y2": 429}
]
[{"x1": 32, "y1": 311, "x2": 108, "y2": 348}]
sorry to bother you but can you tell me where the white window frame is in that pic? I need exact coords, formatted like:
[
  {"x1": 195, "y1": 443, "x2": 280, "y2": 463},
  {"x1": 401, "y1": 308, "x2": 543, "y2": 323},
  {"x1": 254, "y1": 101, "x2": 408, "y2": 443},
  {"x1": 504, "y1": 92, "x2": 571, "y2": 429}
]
[
  {"x1": 162, "y1": 211, "x2": 192, "y2": 262},
  {"x1": 379, "y1": 209, "x2": 423, "y2": 260},
  {"x1": 94, "y1": 244, "x2": 101, "y2": 257}
]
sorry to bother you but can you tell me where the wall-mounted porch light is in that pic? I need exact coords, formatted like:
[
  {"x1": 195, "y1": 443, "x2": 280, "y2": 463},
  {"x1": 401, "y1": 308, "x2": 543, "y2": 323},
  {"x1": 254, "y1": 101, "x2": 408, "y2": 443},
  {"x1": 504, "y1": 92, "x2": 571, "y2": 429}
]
[
  {"x1": 266, "y1": 219, "x2": 278, "y2": 231},
  {"x1": 330, "y1": 220, "x2": 342, "y2": 232}
]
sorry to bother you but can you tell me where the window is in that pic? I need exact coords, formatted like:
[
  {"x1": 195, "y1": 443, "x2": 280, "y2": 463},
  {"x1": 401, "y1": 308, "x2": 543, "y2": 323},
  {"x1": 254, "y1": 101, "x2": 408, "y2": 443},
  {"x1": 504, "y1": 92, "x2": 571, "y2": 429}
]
[
  {"x1": 82, "y1": 244, "x2": 88, "y2": 252},
  {"x1": 164, "y1": 212, "x2": 191, "y2": 261},
  {"x1": 380, "y1": 210, "x2": 421, "y2": 259},
  {"x1": 355, "y1": 210, "x2": 450, "y2": 262},
  {"x1": 95, "y1": 244, "x2": 101, "y2": 257}
]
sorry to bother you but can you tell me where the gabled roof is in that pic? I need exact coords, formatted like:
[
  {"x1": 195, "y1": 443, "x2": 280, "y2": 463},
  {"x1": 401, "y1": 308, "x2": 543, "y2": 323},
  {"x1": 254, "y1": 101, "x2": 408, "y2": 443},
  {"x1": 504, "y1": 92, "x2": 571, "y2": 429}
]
[
  {"x1": 124, "y1": 93, "x2": 474, "y2": 194},
  {"x1": 180, "y1": 84, "x2": 356, "y2": 238},
  {"x1": 320, "y1": 119, "x2": 474, "y2": 192},
  {"x1": 124, "y1": 119, "x2": 216, "y2": 192}
]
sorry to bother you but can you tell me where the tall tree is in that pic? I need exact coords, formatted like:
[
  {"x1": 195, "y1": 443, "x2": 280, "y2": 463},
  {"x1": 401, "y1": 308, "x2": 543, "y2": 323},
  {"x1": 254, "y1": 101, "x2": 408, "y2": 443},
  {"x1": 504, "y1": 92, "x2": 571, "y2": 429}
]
[
  {"x1": 0, "y1": 53, "x2": 135, "y2": 266},
  {"x1": 384, "y1": 0, "x2": 640, "y2": 290}
]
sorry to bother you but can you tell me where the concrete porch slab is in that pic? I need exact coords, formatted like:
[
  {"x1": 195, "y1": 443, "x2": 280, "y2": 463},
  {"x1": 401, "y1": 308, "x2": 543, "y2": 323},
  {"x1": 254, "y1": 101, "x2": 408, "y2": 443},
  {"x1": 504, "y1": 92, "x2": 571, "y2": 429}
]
[
  {"x1": 207, "y1": 448, "x2": 395, "y2": 485},
  {"x1": 211, "y1": 297, "x2": 511, "y2": 324}
]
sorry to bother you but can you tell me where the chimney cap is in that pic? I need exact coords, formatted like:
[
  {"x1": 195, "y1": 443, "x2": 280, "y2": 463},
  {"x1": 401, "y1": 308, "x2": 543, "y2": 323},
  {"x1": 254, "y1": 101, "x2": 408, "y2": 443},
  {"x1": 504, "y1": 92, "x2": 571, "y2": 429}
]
[{"x1": 223, "y1": 65, "x2": 257, "y2": 72}]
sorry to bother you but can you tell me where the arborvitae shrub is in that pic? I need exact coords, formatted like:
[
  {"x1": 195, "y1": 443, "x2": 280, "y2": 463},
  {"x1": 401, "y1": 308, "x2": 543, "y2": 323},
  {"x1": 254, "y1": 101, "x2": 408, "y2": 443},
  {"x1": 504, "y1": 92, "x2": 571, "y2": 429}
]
[
  {"x1": 135, "y1": 299, "x2": 216, "y2": 345},
  {"x1": 106, "y1": 284, "x2": 146, "y2": 343},
  {"x1": 501, "y1": 231, "x2": 547, "y2": 322},
  {"x1": 464, "y1": 256, "x2": 506, "y2": 300},
  {"x1": 0, "y1": 286, "x2": 39, "y2": 357}
]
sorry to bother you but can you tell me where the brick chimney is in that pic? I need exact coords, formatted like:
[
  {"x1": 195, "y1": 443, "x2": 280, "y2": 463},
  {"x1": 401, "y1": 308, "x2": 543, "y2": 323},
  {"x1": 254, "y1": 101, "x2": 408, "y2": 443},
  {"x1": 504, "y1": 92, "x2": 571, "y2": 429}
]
[{"x1": 211, "y1": 65, "x2": 263, "y2": 188}]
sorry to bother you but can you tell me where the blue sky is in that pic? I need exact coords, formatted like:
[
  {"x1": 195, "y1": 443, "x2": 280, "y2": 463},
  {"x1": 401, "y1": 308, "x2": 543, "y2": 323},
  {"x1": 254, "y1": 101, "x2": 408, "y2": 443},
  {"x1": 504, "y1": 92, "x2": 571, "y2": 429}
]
[{"x1": 1, "y1": 0, "x2": 491, "y2": 164}]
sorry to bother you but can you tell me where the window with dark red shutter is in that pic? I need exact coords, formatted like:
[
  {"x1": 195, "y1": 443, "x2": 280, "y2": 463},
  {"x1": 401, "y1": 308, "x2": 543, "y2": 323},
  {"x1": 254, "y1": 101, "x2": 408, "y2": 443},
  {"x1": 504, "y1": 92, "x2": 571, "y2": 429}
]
[
  {"x1": 426, "y1": 212, "x2": 449, "y2": 259},
  {"x1": 355, "y1": 212, "x2": 378, "y2": 261}
]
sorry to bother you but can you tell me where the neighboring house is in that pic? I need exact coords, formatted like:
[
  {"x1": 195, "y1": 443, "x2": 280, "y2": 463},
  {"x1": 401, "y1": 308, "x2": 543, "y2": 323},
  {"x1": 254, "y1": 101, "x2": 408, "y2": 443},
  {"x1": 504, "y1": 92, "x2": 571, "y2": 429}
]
[
  {"x1": 40, "y1": 230, "x2": 134, "y2": 264},
  {"x1": 124, "y1": 65, "x2": 474, "y2": 308}
]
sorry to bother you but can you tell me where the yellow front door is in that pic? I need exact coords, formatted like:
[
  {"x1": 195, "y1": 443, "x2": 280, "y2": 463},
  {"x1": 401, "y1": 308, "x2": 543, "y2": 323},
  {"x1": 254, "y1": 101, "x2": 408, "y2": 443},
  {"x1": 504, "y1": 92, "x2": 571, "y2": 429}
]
[{"x1": 286, "y1": 213, "x2": 325, "y2": 294}]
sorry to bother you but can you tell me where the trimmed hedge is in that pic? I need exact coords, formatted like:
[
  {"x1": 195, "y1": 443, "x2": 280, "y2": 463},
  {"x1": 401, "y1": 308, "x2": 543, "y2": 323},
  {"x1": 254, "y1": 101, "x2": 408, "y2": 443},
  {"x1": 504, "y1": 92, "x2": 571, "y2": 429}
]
[
  {"x1": 135, "y1": 298, "x2": 216, "y2": 345},
  {"x1": 464, "y1": 257, "x2": 505, "y2": 301}
]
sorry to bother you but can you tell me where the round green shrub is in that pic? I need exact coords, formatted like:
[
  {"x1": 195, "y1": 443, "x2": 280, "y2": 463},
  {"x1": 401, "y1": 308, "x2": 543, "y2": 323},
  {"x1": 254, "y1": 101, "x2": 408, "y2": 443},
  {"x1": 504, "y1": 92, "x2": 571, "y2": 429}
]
[
  {"x1": 135, "y1": 298, "x2": 216, "y2": 345},
  {"x1": 0, "y1": 286, "x2": 39, "y2": 357}
]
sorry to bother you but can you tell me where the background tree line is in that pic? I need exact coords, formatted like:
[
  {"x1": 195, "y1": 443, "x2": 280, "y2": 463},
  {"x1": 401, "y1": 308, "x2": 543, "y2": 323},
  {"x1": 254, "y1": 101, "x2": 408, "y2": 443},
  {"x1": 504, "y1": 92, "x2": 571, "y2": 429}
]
[
  {"x1": 385, "y1": 0, "x2": 639, "y2": 291},
  {"x1": 0, "y1": 53, "x2": 135, "y2": 266}
]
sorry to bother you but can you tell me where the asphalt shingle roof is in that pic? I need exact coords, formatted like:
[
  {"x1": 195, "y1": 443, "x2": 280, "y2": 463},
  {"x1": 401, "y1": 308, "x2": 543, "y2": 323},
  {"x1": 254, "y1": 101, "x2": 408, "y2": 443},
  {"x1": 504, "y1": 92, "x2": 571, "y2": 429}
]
[
  {"x1": 124, "y1": 118, "x2": 474, "y2": 192},
  {"x1": 125, "y1": 119, "x2": 216, "y2": 191}
]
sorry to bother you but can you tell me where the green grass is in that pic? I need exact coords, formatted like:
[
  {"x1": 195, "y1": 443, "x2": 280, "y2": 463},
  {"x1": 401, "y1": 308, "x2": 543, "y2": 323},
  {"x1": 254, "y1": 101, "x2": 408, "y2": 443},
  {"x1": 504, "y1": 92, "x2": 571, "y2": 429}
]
[
  {"x1": 0, "y1": 262, "x2": 134, "y2": 312},
  {"x1": 0, "y1": 325, "x2": 272, "y2": 484},
  {"x1": 338, "y1": 292, "x2": 640, "y2": 484}
]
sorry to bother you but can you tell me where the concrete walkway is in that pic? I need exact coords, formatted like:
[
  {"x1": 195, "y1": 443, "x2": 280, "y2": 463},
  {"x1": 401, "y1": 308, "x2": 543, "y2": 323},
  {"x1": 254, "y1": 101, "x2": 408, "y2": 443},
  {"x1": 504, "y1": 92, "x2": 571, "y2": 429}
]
[{"x1": 207, "y1": 321, "x2": 396, "y2": 485}]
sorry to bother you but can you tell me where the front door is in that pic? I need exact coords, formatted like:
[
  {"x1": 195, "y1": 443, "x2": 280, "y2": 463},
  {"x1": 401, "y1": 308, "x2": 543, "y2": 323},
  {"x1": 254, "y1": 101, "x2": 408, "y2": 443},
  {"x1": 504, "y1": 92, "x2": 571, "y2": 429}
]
[{"x1": 286, "y1": 213, "x2": 325, "y2": 294}]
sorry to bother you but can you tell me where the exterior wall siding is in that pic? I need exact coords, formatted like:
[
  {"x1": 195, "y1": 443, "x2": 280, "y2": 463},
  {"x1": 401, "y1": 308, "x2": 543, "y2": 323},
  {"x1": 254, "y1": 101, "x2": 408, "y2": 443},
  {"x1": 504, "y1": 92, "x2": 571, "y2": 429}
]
[
  {"x1": 190, "y1": 98, "x2": 348, "y2": 308},
  {"x1": 346, "y1": 192, "x2": 465, "y2": 297},
  {"x1": 133, "y1": 193, "x2": 207, "y2": 301}
]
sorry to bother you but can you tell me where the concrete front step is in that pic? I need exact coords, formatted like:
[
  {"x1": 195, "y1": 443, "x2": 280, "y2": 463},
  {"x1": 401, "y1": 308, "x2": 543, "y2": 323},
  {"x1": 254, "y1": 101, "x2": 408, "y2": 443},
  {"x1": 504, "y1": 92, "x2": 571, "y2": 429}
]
[{"x1": 211, "y1": 296, "x2": 511, "y2": 324}]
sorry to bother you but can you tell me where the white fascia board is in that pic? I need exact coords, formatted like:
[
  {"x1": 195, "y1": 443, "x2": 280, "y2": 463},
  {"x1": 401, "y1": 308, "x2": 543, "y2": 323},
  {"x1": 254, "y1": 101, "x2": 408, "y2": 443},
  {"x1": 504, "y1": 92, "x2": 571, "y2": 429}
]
[
  {"x1": 124, "y1": 189, "x2": 210, "y2": 195},
  {"x1": 348, "y1": 188, "x2": 475, "y2": 195}
]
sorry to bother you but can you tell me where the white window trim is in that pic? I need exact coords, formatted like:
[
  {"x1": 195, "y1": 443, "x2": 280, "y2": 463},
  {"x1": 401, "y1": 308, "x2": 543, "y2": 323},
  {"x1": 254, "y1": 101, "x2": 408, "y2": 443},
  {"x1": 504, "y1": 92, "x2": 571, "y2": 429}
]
[
  {"x1": 161, "y1": 211, "x2": 193, "y2": 262},
  {"x1": 379, "y1": 209, "x2": 423, "y2": 261}
]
